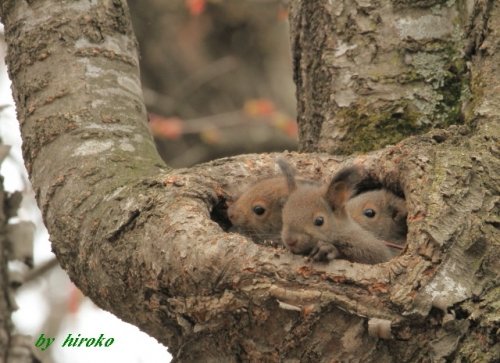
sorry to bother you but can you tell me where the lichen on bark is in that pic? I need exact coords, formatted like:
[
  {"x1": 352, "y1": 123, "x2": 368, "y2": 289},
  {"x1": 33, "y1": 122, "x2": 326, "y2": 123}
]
[
  {"x1": 290, "y1": 0, "x2": 472, "y2": 155},
  {"x1": 0, "y1": 0, "x2": 498, "y2": 362}
]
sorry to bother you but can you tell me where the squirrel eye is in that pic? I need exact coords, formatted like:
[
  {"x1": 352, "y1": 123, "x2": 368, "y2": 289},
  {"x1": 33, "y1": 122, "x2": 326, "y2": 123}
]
[
  {"x1": 363, "y1": 208, "x2": 376, "y2": 218},
  {"x1": 252, "y1": 205, "x2": 266, "y2": 216},
  {"x1": 314, "y1": 216, "x2": 324, "y2": 226}
]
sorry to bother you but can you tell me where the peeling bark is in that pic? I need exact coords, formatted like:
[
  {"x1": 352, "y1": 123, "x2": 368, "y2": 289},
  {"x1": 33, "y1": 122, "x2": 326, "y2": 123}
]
[{"x1": 0, "y1": 0, "x2": 498, "y2": 362}]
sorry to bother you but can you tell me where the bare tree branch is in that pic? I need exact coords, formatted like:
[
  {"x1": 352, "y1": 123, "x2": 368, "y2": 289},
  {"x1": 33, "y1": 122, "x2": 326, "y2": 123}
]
[{"x1": 0, "y1": 0, "x2": 498, "y2": 361}]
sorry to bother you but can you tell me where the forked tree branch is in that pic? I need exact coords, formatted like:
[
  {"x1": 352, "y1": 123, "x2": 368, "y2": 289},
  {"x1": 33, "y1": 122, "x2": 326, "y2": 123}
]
[{"x1": 1, "y1": 0, "x2": 498, "y2": 361}]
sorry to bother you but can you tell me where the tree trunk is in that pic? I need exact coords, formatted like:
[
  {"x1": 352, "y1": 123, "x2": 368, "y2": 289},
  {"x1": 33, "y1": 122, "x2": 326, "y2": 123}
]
[
  {"x1": 290, "y1": 0, "x2": 475, "y2": 154},
  {"x1": 0, "y1": 0, "x2": 498, "y2": 362}
]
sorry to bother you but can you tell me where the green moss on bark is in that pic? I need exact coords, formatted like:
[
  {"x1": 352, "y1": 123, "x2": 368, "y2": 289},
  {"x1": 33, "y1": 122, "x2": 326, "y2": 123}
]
[
  {"x1": 338, "y1": 101, "x2": 424, "y2": 154},
  {"x1": 337, "y1": 50, "x2": 467, "y2": 154}
]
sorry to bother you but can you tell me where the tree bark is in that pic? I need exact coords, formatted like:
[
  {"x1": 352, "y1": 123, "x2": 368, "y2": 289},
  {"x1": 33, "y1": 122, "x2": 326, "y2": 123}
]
[
  {"x1": 290, "y1": 0, "x2": 475, "y2": 155},
  {"x1": 0, "y1": 0, "x2": 498, "y2": 362}
]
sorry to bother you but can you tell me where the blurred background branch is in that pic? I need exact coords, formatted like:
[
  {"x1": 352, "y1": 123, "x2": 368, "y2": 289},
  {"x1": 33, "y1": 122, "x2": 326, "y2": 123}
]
[{"x1": 128, "y1": 0, "x2": 297, "y2": 166}]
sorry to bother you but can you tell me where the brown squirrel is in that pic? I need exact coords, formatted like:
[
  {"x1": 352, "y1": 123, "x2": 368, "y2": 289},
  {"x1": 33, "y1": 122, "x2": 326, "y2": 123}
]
[
  {"x1": 227, "y1": 176, "x2": 319, "y2": 243},
  {"x1": 227, "y1": 177, "x2": 289, "y2": 243},
  {"x1": 228, "y1": 160, "x2": 407, "y2": 259},
  {"x1": 278, "y1": 159, "x2": 404, "y2": 264},
  {"x1": 346, "y1": 190, "x2": 407, "y2": 247}
]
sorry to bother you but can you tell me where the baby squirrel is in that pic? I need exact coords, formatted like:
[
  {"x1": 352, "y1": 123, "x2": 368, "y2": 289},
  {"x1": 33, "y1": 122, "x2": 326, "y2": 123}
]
[
  {"x1": 227, "y1": 176, "x2": 318, "y2": 243},
  {"x1": 278, "y1": 159, "x2": 404, "y2": 264},
  {"x1": 346, "y1": 190, "x2": 407, "y2": 247},
  {"x1": 227, "y1": 177, "x2": 289, "y2": 243},
  {"x1": 228, "y1": 160, "x2": 407, "y2": 259}
]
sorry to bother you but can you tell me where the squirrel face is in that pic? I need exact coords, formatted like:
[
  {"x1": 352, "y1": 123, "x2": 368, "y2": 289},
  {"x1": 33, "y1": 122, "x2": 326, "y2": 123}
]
[
  {"x1": 228, "y1": 159, "x2": 407, "y2": 263},
  {"x1": 281, "y1": 186, "x2": 334, "y2": 254},
  {"x1": 227, "y1": 175, "x2": 320, "y2": 242},
  {"x1": 346, "y1": 190, "x2": 407, "y2": 244},
  {"x1": 279, "y1": 163, "x2": 396, "y2": 264},
  {"x1": 227, "y1": 177, "x2": 288, "y2": 240}
]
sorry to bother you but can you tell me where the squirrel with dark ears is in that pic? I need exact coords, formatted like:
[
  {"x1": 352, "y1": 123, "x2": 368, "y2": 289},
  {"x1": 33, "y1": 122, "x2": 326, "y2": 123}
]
[
  {"x1": 278, "y1": 159, "x2": 404, "y2": 264},
  {"x1": 228, "y1": 159, "x2": 407, "y2": 255}
]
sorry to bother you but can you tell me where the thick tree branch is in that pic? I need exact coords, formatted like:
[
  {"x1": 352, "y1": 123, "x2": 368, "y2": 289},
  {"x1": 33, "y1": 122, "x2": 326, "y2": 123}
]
[{"x1": 1, "y1": 0, "x2": 498, "y2": 361}]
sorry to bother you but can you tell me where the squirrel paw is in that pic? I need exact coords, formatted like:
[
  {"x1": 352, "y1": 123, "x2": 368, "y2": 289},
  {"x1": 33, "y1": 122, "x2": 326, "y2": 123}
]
[{"x1": 308, "y1": 241, "x2": 339, "y2": 262}]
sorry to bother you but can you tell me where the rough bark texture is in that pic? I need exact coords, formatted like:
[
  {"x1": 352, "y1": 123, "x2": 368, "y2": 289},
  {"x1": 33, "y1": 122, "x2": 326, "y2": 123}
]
[
  {"x1": 0, "y1": 0, "x2": 498, "y2": 362},
  {"x1": 289, "y1": 0, "x2": 473, "y2": 154}
]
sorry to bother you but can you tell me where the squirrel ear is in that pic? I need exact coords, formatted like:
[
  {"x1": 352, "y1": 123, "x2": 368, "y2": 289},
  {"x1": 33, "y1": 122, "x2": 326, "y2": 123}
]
[
  {"x1": 392, "y1": 206, "x2": 408, "y2": 222},
  {"x1": 276, "y1": 157, "x2": 297, "y2": 192},
  {"x1": 277, "y1": 196, "x2": 288, "y2": 208},
  {"x1": 325, "y1": 181, "x2": 351, "y2": 212},
  {"x1": 387, "y1": 194, "x2": 407, "y2": 221},
  {"x1": 326, "y1": 167, "x2": 362, "y2": 211}
]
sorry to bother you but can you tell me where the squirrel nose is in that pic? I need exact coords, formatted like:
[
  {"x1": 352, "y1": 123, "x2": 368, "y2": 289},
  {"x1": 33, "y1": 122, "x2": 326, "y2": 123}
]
[{"x1": 286, "y1": 238, "x2": 297, "y2": 247}]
